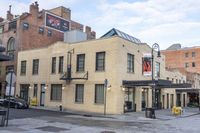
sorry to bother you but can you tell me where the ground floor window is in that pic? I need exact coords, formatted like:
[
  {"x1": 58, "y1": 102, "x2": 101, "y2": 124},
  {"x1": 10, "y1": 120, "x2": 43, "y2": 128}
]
[
  {"x1": 95, "y1": 84, "x2": 104, "y2": 104},
  {"x1": 33, "y1": 84, "x2": 38, "y2": 97},
  {"x1": 75, "y1": 84, "x2": 84, "y2": 103},
  {"x1": 50, "y1": 84, "x2": 62, "y2": 101}
]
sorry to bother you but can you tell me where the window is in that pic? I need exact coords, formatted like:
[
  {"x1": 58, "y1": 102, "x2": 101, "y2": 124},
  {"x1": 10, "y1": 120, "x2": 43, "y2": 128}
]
[
  {"x1": 192, "y1": 52, "x2": 196, "y2": 57},
  {"x1": 47, "y1": 30, "x2": 52, "y2": 37},
  {"x1": 0, "y1": 25, "x2": 4, "y2": 34},
  {"x1": 185, "y1": 53, "x2": 189, "y2": 58},
  {"x1": 166, "y1": 77, "x2": 169, "y2": 80},
  {"x1": 23, "y1": 22, "x2": 29, "y2": 30},
  {"x1": 76, "y1": 54, "x2": 85, "y2": 72},
  {"x1": 192, "y1": 62, "x2": 196, "y2": 67},
  {"x1": 20, "y1": 60, "x2": 26, "y2": 75},
  {"x1": 7, "y1": 37, "x2": 15, "y2": 60},
  {"x1": 32, "y1": 59, "x2": 39, "y2": 75},
  {"x1": 96, "y1": 52, "x2": 105, "y2": 71},
  {"x1": 8, "y1": 21, "x2": 17, "y2": 30},
  {"x1": 33, "y1": 84, "x2": 38, "y2": 97},
  {"x1": 51, "y1": 57, "x2": 56, "y2": 74},
  {"x1": 75, "y1": 84, "x2": 84, "y2": 103},
  {"x1": 51, "y1": 84, "x2": 62, "y2": 101},
  {"x1": 0, "y1": 39, "x2": 2, "y2": 45},
  {"x1": 185, "y1": 63, "x2": 189, "y2": 68},
  {"x1": 155, "y1": 62, "x2": 160, "y2": 78},
  {"x1": 127, "y1": 53, "x2": 134, "y2": 73},
  {"x1": 95, "y1": 84, "x2": 104, "y2": 104},
  {"x1": 58, "y1": 56, "x2": 63, "y2": 73},
  {"x1": 38, "y1": 27, "x2": 44, "y2": 34}
]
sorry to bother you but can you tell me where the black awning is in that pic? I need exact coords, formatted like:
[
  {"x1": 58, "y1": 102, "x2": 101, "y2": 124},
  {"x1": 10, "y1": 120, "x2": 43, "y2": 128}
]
[
  {"x1": 176, "y1": 89, "x2": 200, "y2": 93},
  {"x1": 0, "y1": 54, "x2": 11, "y2": 61},
  {"x1": 122, "y1": 79, "x2": 192, "y2": 89}
]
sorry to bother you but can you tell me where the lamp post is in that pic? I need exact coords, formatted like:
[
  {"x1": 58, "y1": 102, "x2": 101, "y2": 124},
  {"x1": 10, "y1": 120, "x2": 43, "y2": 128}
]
[{"x1": 151, "y1": 43, "x2": 161, "y2": 115}]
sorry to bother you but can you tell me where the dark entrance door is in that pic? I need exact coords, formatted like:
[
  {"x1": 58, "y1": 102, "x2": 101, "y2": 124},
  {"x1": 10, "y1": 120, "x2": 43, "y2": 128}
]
[
  {"x1": 40, "y1": 84, "x2": 45, "y2": 106},
  {"x1": 176, "y1": 93, "x2": 181, "y2": 106},
  {"x1": 124, "y1": 88, "x2": 136, "y2": 112},
  {"x1": 20, "y1": 84, "x2": 29, "y2": 102},
  {"x1": 155, "y1": 89, "x2": 161, "y2": 109}
]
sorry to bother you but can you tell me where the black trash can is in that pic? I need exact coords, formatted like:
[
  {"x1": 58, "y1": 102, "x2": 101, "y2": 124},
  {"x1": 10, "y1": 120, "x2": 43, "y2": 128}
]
[
  {"x1": 145, "y1": 108, "x2": 156, "y2": 119},
  {"x1": 0, "y1": 110, "x2": 7, "y2": 127}
]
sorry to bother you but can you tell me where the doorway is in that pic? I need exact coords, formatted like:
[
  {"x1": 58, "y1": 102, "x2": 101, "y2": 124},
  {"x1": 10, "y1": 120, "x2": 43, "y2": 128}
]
[
  {"x1": 155, "y1": 89, "x2": 161, "y2": 109},
  {"x1": 40, "y1": 84, "x2": 45, "y2": 106},
  {"x1": 124, "y1": 88, "x2": 136, "y2": 112},
  {"x1": 20, "y1": 84, "x2": 29, "y2": 102},
  {"x1": 176, "y1": 93, "x2": 181, "y2": 106}
]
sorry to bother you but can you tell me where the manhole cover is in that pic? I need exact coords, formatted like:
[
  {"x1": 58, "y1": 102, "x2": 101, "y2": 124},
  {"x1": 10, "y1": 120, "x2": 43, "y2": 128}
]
[
  {"x1": 101, "y1": 131, "x2": 116, "y2": 133},
  {"x1": 36, "y1": 126, "x2": 69, "y2": 132}
]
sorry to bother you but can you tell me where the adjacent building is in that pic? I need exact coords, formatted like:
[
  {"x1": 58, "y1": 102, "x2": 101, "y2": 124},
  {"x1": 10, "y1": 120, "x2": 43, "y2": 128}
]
[
  {"x1": 0, "y1": 2, "x2": 96, "y2": 97},
  {"x1": 15, "y1": 29, "x2": 190, "y2": 114}
]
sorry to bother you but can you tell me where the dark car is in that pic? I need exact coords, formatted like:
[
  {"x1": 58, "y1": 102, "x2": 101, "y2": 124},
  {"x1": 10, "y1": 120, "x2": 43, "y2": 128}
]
[
  {"x1": 2, "y1": 97, "x2": 29, "y2": 109},
  {"x1": 0, "y1": 98, "x2": 5, "y2": 106}
]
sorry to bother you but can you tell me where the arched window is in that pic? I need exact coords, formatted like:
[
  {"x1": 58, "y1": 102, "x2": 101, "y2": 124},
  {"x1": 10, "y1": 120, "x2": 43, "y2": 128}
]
[{"x1": 7, "y1": 37, "x2": 15, "y2": 60}]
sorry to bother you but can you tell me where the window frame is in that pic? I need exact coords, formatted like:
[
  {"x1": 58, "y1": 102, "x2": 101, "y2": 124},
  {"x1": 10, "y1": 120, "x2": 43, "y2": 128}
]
[
  {"x1": 7, "y1": 37, "x2": 15, "y2": 60},
  {"x1": 58, "y1": 56, "x2": 64, "y2": 73},
  {"x1": 75, "y1": 84, "x2": 84, "y2": 103},
  {"x1": 127, "y1": 53, "x2": 134, "y2": 73},
  {"x1": 96, "y1": 52, "x2": 105, "y2": 71},
  {"x1": 94, "y1": 84, "x2": 104, "y2": 104},
  {"x1": 50, "y1": 84, "x2": 62, "y2": 101},
  {"x1": 76, "y1": 54, "x2": 85, "y2": 72},
  {"x1": 51, "y1": 57, "x2": 56, "y2": 74},
  {"x1": 32, "y1": 59, "x2": 39, "y2": 75},
  {"x1": 20, "y1": 60, "x2": 26, "y2": 75}
]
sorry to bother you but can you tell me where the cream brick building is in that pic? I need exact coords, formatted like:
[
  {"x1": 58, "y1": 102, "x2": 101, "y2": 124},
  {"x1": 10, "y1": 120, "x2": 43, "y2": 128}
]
[{"x1": 16, "y1": 29, "x2": 190, "y2": 114}]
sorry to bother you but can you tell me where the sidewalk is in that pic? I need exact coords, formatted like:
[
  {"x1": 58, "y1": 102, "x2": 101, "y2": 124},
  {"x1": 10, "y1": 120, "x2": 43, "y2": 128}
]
[{"x1": 30, "y1": 106, "x2": 200, "y2": 122}]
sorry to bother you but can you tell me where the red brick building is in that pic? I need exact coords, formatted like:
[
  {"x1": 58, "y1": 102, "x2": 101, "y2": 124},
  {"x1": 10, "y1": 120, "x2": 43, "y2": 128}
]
[
  {"x1": 162, "y1": 44, "x2": 200, "y2": 74},
  {"x1": 0, "y1": 2, "x2": 96, "y2": 97}
]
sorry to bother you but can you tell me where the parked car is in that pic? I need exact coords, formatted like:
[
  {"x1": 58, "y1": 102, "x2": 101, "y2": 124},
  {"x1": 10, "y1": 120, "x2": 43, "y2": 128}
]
[
  {"x1": 0, "y1": 98, "x2": 5, "y2": 106},
  {"x1": 2, "y1": 97, "x2": 29, "y2": 109}
]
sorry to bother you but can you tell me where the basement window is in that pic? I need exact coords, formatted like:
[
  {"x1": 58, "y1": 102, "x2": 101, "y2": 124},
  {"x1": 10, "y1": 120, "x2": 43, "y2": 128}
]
[{"x1": 23, "y1": 22, "x2": 29, "y2": 30}]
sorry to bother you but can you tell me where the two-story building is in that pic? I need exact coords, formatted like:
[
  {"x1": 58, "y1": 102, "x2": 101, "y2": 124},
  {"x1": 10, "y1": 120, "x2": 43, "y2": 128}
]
[{"x1": 15, "y1": 29, "x2": 190, "y2": 114}]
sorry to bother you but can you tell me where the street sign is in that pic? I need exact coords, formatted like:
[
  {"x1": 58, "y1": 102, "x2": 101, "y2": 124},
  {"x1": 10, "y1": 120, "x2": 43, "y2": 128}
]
[
  {"x1": 5, "y1": 86, "x2": 15, "y2": 96},
  {"x1": 6, "y1": 72, "x2": 16, "y2": 85}
]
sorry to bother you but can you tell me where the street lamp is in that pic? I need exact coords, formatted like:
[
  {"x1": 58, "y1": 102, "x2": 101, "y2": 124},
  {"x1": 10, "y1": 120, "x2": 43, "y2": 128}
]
[{"x1": 151, "y1": 43, "x2": 161, "y2": 117}]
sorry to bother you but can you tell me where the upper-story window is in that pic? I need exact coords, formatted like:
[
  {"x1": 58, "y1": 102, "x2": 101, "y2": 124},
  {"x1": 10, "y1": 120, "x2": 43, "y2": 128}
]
[
  {"x1": 0, "y1": 39, "x2": 2, "y2": 45},
  {"x1": 155, "y1": 62, "x2": 160, "y2": 78},
  {"x1": 185, "y1": 52, "x2": 189, "y2": 58},
  {"x1": 96, "y1": 52, "x2": 105, "y2": 71},
  {"x1": 192, "y1": 52, "x2": 196, "y2": 57},
  {"x1": 51, "y1": 57, "x2": 56, "y2": 74},
  {"x1": 0, "y1": 25, "x2": 4, "y2": 34},
  {"x1": 8, "y1": 21, "x2": 17, "y2": 30},
  {"x1": 32, "y1": 59, "x2": 39, "y2": 75},
  {"x1": 192, "y1": 62, "x2": 196, "y2": 67},
  {"x1": 127, "y1": 53, "x2": 134, "y2": 73},
  {"x1": 47, "y1": 30, "x2": 52, "y2": 37},
  {"x1": 58, "y1": 56, "x2": 63, "y2": 73},
  {"x1": 22, "y1": 22, "x2": 29, "y2": 30},
  {"x1": 20, "y1": 60, "x2": 26, "y2": 75},
  {"x1": 38, "y1": 27, "x2": 44, "y2": 34},
  {"x1": 7, "y1": 37, "x2": 15, "y2": 60},
  {"x1": 185, "y1": 63, "x2": 189, "y2": 68},
  {"x1": 76, "y1": 54, "x2": 85, "y2": 72}
]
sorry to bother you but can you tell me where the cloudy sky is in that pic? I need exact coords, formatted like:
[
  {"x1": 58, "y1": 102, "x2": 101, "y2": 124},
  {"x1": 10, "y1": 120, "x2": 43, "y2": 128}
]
[{"x1": 0, "y1": 0, "x2": 200, "y2": 50}]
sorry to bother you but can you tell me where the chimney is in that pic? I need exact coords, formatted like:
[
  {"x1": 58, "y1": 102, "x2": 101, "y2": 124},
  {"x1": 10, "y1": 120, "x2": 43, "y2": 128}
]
[
  {"x1": 85, "y1": 26, "x2": 91, "y2": 33},
  {"x1": 7, "y1": 5, "x2": 13, "y2": 20},
  {"x1": 29, "y1": 1, "x2": 39, "y2": 16},
  {"x1": 91, "y1": 31, "x2": 96, "y2": 39}
]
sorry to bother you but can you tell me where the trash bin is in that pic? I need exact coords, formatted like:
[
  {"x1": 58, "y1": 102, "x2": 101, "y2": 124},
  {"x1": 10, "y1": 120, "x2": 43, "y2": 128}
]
[
  {"x1": 145, "y1": 108, "x2": 156, "y2": 119},
  {"x1": 0, "y1": 110, "x2": 7, "y2": 127}
]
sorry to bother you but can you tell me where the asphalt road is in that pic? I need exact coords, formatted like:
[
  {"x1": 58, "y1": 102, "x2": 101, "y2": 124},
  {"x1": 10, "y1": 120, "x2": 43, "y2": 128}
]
[{"x1": 0, "y1": 107, "x2": 72, "y2": 120}]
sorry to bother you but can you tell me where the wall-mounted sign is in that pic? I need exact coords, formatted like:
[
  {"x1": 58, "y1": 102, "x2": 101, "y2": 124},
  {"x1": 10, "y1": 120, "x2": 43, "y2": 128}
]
[
  {"x1": 142, "y1": 53, "x2": 152, "y2": 76},
  {"x1": 45, "y1": 12, "x2": 70, "y2": 32}
]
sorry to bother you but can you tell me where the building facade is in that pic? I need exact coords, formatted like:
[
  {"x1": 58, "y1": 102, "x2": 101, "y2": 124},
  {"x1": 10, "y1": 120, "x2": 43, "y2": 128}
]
[
  {"x1": 0, "y1": 2, "x2": 96, "y2": 97},
  {"x1": 16, "y1": 29, "x2": 189, "y2": 114}
]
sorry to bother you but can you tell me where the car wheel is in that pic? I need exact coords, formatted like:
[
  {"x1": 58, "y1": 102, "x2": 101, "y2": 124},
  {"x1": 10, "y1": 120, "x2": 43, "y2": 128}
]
[{"x1": 14, "y1": 104, "x2": 19, "y2": 109}]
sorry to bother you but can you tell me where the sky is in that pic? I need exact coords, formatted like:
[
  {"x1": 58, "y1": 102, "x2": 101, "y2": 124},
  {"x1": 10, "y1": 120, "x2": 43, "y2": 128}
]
[{"x1": 0, "y1": 0, "x2": 200, "y2": 50}]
